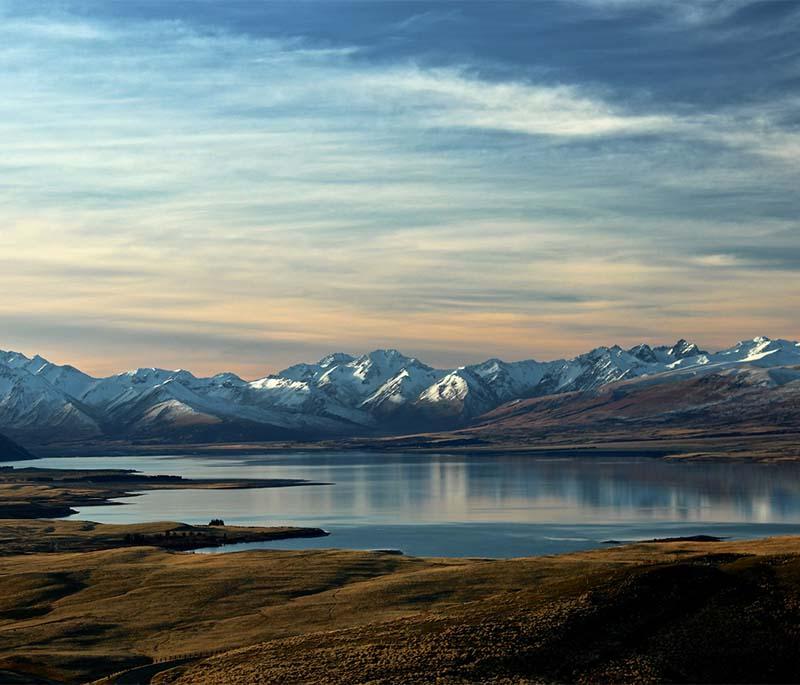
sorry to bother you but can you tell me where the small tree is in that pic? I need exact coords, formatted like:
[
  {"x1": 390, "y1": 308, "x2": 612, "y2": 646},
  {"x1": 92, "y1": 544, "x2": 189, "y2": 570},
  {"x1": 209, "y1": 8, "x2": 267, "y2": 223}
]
[{"x1": 208, "y1": 518, "x2": 225, "y2": 526}]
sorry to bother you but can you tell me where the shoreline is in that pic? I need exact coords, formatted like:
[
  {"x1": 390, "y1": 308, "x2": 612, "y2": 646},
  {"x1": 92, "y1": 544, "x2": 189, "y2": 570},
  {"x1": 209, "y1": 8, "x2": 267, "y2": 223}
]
[
  {"x1": 21, "y1": 428, "x2": 800, "y2": 463},
  {"x1": 0, "y1": 465, "x2": 327, "y2": 521},
  {"x1": 0, "y1": 518, "x2": 330, "y2": 555}
]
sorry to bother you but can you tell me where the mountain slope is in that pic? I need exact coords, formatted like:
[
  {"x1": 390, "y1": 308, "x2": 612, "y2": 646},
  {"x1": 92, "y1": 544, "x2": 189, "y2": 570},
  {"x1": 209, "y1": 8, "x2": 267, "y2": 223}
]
[
  {"x1": 0, "y1": 432, "x2": 33, "y2": 461},
  {"x1": 469, "y1": 363, "x2": 800, "y2": 443},
  {"x1": 0, "y1": 360, "x2": 101, "y2": 440}
]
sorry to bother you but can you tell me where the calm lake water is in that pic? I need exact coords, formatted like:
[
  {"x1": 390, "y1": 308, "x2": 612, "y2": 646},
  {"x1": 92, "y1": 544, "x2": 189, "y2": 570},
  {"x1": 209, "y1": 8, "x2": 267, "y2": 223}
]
[{"x1": 13, "y1": 452, "x2": 800, "y2": 557}]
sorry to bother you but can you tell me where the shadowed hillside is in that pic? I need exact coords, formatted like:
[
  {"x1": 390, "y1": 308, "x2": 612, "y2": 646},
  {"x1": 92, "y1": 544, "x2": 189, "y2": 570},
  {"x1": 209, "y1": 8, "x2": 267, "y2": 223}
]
[
  {"x1": 155, "y1": 539, "x2": 800, "y2": 685},
  {"x1": 472, "y1": 366, "x2": 800, "y2": 440},
  {"x1": 0, "y1": 433, "x2": 32, "y2": 462}
]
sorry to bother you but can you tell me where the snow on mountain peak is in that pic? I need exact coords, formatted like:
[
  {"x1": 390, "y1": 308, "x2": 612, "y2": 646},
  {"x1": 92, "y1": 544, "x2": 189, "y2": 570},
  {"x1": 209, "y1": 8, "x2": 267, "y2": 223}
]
[
  {"x1": 668, "y1": 338, "x2": 704, "y2": 359},
  {"x1": 277, "y1": 352, "x2": 355, "y2": 383},
  {"x1": 0, "y1": 350, "x2": 31, "y2": 367},
  {"x1": 628, "y1": 344, "x2": 657, "y2": 363},
  {"x1": 318, "y1": 352, "x2": 355, "y2": 367},
  {"x1": 356, "y1": 348, "x2": 416, "y2": 367}
]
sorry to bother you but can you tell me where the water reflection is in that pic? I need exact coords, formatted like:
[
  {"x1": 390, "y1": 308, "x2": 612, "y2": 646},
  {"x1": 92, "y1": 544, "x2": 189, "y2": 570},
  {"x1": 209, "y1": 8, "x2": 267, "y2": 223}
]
[{"x1": 16, "y1": 453, "x2": 800, "y2": 557}]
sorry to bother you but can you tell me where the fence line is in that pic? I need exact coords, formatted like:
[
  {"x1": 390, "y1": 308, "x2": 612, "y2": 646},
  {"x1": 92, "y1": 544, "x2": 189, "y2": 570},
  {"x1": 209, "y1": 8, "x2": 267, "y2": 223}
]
[
  {"x1": 152, "y1": 647, "x2": 230, "y2": 663},
  {"x1": 88, "y1": 646, "x2": 231, "y2": 684}
]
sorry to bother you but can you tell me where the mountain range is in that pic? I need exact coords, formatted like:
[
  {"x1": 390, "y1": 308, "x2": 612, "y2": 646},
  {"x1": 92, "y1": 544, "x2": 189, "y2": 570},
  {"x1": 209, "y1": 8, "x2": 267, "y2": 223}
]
[{"x1": 1, "y1": 336, "x2": 799, "y2": 446}]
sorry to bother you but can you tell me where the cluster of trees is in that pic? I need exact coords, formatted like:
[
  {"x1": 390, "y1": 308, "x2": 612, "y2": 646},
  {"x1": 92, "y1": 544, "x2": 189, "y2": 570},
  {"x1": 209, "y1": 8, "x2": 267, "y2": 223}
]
[{"x1": 123, "y1": 529, "x2": 224, "y2": 543}]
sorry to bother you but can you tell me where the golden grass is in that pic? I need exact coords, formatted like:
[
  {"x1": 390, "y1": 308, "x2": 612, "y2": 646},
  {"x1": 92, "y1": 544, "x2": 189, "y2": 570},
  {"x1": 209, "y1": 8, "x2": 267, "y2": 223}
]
[
  {"x1": 1, "y1": 536, "x2": 800, "y2": 683},
  {"x1": 159, "y1": 538, "x2": 800, "y2": 684}
]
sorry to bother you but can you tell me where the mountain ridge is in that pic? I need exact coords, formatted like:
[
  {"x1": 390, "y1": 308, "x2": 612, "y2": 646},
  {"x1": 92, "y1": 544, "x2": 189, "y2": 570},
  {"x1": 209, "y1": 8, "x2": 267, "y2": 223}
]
[{"x1": 1, "y1": 336, "x2": 798, "y2": 445}]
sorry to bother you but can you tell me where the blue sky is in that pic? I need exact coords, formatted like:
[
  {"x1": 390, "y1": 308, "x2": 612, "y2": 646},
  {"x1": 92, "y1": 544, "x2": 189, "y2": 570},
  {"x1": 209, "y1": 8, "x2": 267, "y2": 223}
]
[{"x1": 1, "y1": 0, "x2": 798, "y2": 376}]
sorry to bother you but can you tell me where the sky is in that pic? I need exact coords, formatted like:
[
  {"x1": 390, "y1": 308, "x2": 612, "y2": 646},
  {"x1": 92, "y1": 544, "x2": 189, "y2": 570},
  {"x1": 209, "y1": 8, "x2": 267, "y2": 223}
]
[{"x1": 1, "y1": 0, "x2": 799, "y2": 378}]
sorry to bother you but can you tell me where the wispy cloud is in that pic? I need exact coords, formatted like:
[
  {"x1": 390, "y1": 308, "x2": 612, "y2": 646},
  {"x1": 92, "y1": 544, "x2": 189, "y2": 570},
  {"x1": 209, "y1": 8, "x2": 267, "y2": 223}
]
[{"x1": 0, "y1": 2, "x2": 798, "y2": 374}]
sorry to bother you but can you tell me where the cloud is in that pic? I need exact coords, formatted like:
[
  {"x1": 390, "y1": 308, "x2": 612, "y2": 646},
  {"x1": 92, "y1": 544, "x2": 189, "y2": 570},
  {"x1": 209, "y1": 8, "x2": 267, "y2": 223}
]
[
  {"x1": 568, "y1": 0, "x2": 773, "y2": 28},
  {"x1": 0, "y1": 2, "x2": 797, "y2": 371},
  {"x1": 353, "y1": 67, "x2": 675, "y2": 137},
  {"x1": 692, "y1": 254, "x2": 740, "y2": 268},
  {"x1": 394, "y1": 9, "x2": 464, "y2": 32}
]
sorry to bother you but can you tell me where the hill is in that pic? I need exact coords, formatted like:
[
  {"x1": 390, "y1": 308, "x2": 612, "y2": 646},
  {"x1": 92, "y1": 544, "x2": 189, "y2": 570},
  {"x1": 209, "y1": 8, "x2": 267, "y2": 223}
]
[
  {"x1": 2, "y1": 537, "x2": 800, "y2": 683},
  {"x1": 161, "y1": 538, "x2": 800, "y2": 685}
]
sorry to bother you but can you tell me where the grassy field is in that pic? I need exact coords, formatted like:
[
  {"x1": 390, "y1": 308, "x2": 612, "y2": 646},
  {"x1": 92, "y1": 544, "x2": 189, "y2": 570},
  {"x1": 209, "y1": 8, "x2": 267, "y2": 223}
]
[{"x1": 1, "y1": 537, "x2": 800, "y2": 683}]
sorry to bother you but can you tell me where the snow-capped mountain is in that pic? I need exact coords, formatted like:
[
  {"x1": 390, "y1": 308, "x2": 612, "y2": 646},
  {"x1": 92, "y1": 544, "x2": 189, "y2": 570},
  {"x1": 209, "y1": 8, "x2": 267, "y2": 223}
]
[
  {"x1": 0, "y1": 336, "x2": 798, "y2": 444},
  {"x1": 412, "y1": 339, "x2": 715, "y2": 420},
  {"x1": 0, "y1": 353, "x2": 100, "y2": 438},
  {"x1": 417, "y1": 359, "x2": 552, "y2": 420},
  {"x1": 311, "y1": 349, "x2": 441, "y2": 417},
  {"x1": 279, "y1": 353, "x2": 355, "y2": 383}
]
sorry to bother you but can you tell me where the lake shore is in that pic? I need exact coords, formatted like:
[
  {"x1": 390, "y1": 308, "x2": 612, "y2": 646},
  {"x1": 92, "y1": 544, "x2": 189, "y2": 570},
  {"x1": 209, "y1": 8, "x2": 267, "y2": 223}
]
[
  {"x1": 0, "y1": 464, "x2": 330, "y2": 552},
  {"x1": 0, "y1": 518, "x2": 329, "y2": 555},
  {"x1": 0, "y1": 465, "x2": 327, "y2": 519}
]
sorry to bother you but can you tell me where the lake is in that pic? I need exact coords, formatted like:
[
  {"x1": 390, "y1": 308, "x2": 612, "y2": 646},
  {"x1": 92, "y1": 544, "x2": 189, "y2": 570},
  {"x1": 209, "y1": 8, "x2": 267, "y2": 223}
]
[{"x1": 13, "y1": 452, "x2": 800, "y2": 557}]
